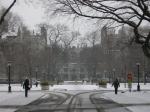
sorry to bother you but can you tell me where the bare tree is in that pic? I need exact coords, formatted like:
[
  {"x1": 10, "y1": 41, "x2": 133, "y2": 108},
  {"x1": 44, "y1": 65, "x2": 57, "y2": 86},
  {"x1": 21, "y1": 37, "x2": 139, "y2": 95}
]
[
  {"x1": 48, "y1": 24, "x2": 65, "y2": 45},
  {"x1": 61, "y1": 31, "x2": 79, "y2": 48},
  {"x1": 46, "y1": 0, "x2": 150, "y2": 57},
  {"x1": 0, "y1": 8, "x2": 22, "y2": 36},
  {"x1": 80, "y1": 31, "x2": 101, "y2": 82},
  {"x1": 0, "y1": 0, "x2": 17, "y2": 26},
  {"x1": 38, "y1": 24, "x2": 72, "y2": 80}
]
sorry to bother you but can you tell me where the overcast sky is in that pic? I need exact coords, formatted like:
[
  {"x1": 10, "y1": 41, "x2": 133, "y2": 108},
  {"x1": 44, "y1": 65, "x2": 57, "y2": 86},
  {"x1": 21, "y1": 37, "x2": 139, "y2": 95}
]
[
  {"x1": 0, "y1": 0, "x2": 96, "y2": 35},
  {"x1": 1, "y1": 0, "x2": 45, "y2": 29}
]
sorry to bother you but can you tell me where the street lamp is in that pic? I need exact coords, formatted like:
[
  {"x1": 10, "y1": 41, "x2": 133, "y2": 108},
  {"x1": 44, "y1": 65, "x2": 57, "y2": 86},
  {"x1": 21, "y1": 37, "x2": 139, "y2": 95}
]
[
  {"x1": 136, "y1": 63, "x2": 140, "y2": 91},
  {"x1": 7, "y1": 62, "x2": 11, "y2": 92},
  {"x1": 108, "y1": 71, "x2": 111, "y2": 83}
]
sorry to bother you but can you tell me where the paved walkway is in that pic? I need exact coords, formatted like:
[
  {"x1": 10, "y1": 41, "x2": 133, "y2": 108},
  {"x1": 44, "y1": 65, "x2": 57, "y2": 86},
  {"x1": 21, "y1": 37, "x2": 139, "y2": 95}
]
[{"x1": 0, "y1": 91, "x2": 44, "y2": 112}]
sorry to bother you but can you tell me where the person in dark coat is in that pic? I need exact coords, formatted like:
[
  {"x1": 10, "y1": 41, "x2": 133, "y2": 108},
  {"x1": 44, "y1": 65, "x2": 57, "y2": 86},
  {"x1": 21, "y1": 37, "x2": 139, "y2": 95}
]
[
  {"x1": 35, "y1": 81, "x2": 38, "y2": 87},
  {"x1": 112, "y1": 78, "x2": 120, "y2": 94},
  {"x1": 23, "y1": 78, "x2": 30, "y2": 97}
]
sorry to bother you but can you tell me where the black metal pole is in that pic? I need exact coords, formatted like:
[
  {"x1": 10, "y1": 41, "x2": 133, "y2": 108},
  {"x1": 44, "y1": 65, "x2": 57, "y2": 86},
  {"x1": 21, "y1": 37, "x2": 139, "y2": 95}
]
[
  {"x1": 144, "y1": 73, "x2": 146, "y2": 85},
  {"x1": 137, "y1": 64, "x2": 140, "y2": 91},
  {"x1": 8, "y1": 64, "x2": 11, "y2": 92}
]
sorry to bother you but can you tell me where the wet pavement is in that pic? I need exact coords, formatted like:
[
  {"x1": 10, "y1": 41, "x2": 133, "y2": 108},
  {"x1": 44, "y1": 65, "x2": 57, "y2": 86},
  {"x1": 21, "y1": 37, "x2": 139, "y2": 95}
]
[{"x1": 14, "y1": 90, "x2": 132, "y2": 112}]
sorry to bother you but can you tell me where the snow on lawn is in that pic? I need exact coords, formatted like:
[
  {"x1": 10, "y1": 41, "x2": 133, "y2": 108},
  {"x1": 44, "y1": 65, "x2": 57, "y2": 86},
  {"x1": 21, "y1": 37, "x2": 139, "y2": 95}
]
[
  {"x1": 0, "y1": 83, "x2": 150, "y2": 91},
  {"x1": 0, "y1": 83, "x2": 150, "y2": 112},
  {"x1": 0, "y1": 84, "x2": 100, "y2": 91},
  {"x1": 100, "y1": 91, "x2": 150, "y2": 104},
  {"x1": 0, "y1": 84, "x2": 42, "y2": 91},
  {"x1": 49, "y1": 83, "x2": 150, "y2": 91},
  {"x1": 99, "y1": 90, "x2": 150, "y2": 112},
  {"x1": 106, "y1": 83, "x2": 150, "y2": 91},
  {"x1": 50, "y1": 84, "x2": 100, "y2": 91},
  {"x1": 0, "y1": 84, "x2": 23, "y2": 91}
]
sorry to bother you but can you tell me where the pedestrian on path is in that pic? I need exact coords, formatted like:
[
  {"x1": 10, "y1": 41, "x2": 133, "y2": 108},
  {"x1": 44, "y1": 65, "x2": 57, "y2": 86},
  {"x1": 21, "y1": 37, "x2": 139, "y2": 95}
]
[
  {"x1": 35, "y1": 81, "x2": 38, "y2": 87},
  {"x1": 112, "y1": 78, "x2": 120, "y2": 94},
  {"x1": 23, "y1": 77, "x2": 30, "y2": 97}
]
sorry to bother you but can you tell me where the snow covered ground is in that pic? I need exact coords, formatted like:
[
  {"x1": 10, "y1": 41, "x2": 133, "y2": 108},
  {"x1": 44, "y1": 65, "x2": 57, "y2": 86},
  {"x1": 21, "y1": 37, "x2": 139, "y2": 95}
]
[
  {"x1": 0, "y1": 91, "x2": 44, "y2": 112},
  {"x1": 0, "y1": 82, "x2": 150, "y2": 91},
  {"x1": 100, "y1": 91, "x2": 150, "y2": 112},
  {"x1": 0, "y1": 83, "x2": 150, "y2": 112}
]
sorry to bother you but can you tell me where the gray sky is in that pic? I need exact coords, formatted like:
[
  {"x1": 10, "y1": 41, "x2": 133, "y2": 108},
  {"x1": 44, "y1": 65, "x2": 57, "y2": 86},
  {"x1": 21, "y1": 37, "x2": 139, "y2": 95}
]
[
  {"x1": 1, "y1": 0, "x2": 45, "y2": 29},
  {"x1": 0, "y1": 0, "x2": 97, "y2": 35}
]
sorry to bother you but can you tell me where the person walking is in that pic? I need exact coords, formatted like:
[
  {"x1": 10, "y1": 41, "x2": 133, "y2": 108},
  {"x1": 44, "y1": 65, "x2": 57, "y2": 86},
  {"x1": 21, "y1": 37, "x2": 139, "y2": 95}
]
[
  {"x1": 35, "y1": 81, "x2": 38, "y2": 87},
  {"x1": 112, "y1": 78, "x2": 120, "y2": 94},
  {"x1": 23, "y1": 77, "x2": 30, "y2": 97}
]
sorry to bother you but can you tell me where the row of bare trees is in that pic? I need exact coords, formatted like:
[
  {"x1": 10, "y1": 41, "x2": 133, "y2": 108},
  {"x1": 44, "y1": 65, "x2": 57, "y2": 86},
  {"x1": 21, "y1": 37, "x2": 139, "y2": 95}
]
[
  {"x1": 1, "y1": 0, "x2": 150, "y2": 82},
  {"x1": 0, "y1": 6, "x2": 79, "y2": 81},
  {"x1": 44, "y1": 0, "x2": 150, "y2": 58},
  {"x1": 0, "y1": 0, "x2": 16, "y2": 26},
  {"x1": 0, "y1": 2, "x2": 79, "y2": 81}
]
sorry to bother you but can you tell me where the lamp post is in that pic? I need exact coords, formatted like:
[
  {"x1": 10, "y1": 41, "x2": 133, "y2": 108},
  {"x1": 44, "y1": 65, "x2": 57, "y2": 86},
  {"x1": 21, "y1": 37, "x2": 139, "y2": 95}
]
[
  {"x1": 136, "y1": 63, "x2": 140, "y2": 91},
  {"x1": 7, "y1": 62, "x2": 11, "y2": 92},
  {"x1": 108, "y1": 71, "x2": 111, "y2": 83}
]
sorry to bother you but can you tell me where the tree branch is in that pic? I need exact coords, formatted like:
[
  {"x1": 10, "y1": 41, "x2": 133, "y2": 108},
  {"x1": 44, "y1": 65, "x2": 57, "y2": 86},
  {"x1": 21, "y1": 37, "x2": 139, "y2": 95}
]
[{"x1": 0, "y1": 0, "x2": 17, "y2": 26}]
